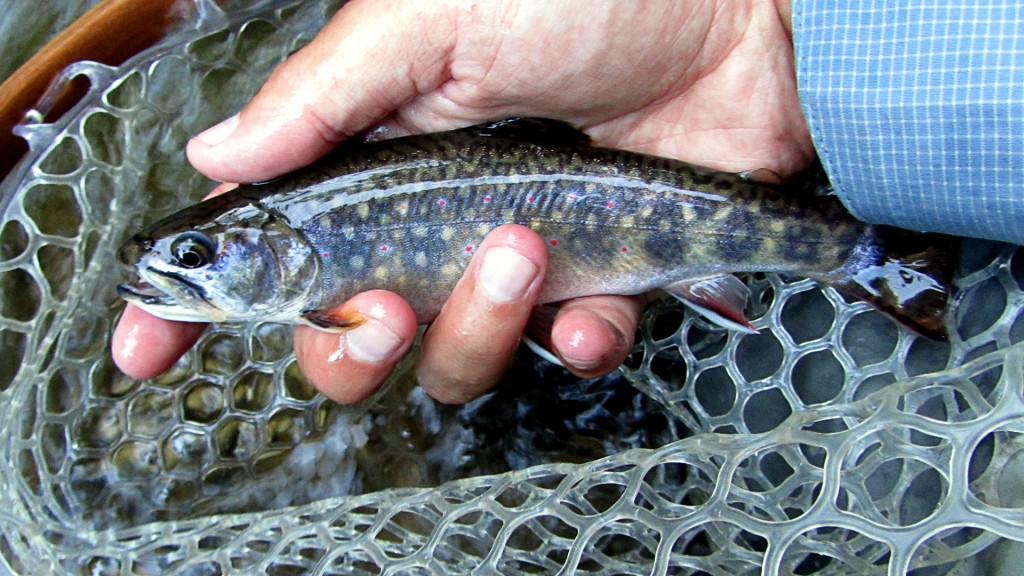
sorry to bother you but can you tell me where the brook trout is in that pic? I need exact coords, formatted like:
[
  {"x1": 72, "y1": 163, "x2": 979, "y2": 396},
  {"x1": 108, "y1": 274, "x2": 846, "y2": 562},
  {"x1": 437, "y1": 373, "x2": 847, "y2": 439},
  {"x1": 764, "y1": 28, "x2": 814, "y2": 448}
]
[{"x1": 118, "y1": 118, "x2": 954, "y2": 339}]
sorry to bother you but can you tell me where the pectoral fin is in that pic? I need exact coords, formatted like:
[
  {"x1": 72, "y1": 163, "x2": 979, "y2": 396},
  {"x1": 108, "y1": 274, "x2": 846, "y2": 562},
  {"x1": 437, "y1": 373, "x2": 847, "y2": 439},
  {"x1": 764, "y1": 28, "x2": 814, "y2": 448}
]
[
  {"x1": 524, "y1": 305, "x2": 566, "y2": 366},
  {"x1": 302, "y1": 306, "x2": 368, "y2": 332},
  {"x1": 663, "y1": 275, "x2": 757, "y2": 334},
  {"x1": 522, "y1": 334, "x2": 565, "y2": 367}
]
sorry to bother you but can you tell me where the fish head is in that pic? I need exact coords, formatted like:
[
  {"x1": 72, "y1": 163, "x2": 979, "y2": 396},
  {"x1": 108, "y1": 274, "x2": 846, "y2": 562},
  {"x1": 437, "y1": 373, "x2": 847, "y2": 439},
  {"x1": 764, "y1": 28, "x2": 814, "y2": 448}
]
[{"x1": 117, "y1": 205, "x2": 319, "y2": 324}]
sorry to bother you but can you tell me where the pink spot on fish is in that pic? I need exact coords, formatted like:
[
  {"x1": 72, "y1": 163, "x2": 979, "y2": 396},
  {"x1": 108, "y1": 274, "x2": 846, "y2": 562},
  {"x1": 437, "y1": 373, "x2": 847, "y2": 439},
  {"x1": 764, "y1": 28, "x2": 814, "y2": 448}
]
[
  {"x1": 621, "y1": 247, "x2": 629, "y2": 253},
  {"x1": 567, "y1": 194, "x2": 577, "y2": 201},
  {"x1": 606, "y1": 200, "x2": 616, "y2": 209},
  {"x1": 322, "y1": 251, "x2": 330, "y2": 258},
  {"x1": 483, "y1": 195, "x2": 493, "y2": 203},
  {"x1": 379, "y1": 245, "x2": 390, "y2": 252},
  {"x1": 527, "y1": 195, "x2": 536, "y2": 203},
  {"x1": 549, "y1": 239, "x2": 559, "y2": 247},
  {"x1": 437, "y1": 198, "x2": 447, "y2": 207},
  {"x1": 465, "y1": 244, "x2": 474, "y2": 252}
]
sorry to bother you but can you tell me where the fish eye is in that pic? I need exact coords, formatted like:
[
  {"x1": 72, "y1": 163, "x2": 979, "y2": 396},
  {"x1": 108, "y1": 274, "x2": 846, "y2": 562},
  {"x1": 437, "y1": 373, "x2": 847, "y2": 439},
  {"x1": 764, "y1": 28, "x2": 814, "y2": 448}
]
[{"x1": 170, "y1": 232, "x2": 215, "y2": 269}]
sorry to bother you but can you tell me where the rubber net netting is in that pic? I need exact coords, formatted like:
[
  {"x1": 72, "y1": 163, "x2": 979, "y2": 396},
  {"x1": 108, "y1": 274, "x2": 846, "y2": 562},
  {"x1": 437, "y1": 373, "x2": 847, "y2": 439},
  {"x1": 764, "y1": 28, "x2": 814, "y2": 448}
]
[{"x1": 0, "y1": 1, "x2": 1022, "y2": 574}]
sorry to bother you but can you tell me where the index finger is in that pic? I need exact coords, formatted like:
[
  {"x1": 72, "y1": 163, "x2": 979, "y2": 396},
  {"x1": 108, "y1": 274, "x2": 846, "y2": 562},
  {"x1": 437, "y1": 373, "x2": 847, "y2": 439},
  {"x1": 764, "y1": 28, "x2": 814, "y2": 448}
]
[
  {"x1": 112, "y1": 304, "x2": 207, "y2": 380},
  {"x1": 185, "y1": 0, "x2": 457, "y2": 183}
]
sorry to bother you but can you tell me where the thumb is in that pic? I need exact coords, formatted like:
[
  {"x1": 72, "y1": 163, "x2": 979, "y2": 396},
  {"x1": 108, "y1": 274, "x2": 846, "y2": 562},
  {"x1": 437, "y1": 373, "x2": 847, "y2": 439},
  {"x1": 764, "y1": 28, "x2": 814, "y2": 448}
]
[{"x1": 186, "y1": 0, "x2": 454, "y2": 183}]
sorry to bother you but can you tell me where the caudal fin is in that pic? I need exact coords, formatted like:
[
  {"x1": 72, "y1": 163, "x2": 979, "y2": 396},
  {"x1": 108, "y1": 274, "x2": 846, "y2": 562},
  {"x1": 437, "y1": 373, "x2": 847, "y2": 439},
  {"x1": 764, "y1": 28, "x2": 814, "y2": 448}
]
[{"x1": 831, "y1": 226, "x2": 958, "y2": 341}]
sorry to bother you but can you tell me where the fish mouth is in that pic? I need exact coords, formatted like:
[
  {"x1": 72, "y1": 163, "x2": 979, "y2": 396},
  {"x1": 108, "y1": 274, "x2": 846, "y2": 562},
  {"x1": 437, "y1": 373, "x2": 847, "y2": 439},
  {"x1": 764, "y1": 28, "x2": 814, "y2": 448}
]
[
  {"x1": 117, "y1": 268, "x2": 226, "y2": 323},
  {"x1": 148, "y1": 268, "x2": 209, "y2": 300},
  {"x1": 116, "y1": 279, "x2": 177, "y2": 306}
]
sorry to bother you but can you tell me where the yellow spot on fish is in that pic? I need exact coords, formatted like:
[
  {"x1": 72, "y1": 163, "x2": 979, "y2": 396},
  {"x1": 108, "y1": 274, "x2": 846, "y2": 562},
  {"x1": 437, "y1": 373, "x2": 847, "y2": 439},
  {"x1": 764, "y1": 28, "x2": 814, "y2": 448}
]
[
  {"x1": 441, "y1": 227, "x2": 454, "y2": 241},
  {"x1": 475, "y1": 224, "x2": 491, "y2": 236},
  {"x1": 619, "y1": 215, "x2": 635, "y2": 228},
  {"x1": 413, "y1": 226, "x2": 429, "y2": 238},
  {"x1": 680, "y1": 205, "x2": 698, "y2": 223},
  {"x1": 440, "y1": 263, "x2": 458, "y2": 278},
  {"x1": 414, "y1": 252, "x2": 427, "y2": 267},
  {"x1": 350, "y1": 256, "x2": 365, "y2": 269},
  {"x1": 357, "y1": 203, "x2": 370, "y2": 219},
  {"x1": 374, "y1": 266, "x2": 388, "y2": 280},
  {"x1": 319, "y1": 215, "x2": 332, "y2": 229},
  {"x1": 395, "y1": 200, "x2": 410, "y2": 216}
]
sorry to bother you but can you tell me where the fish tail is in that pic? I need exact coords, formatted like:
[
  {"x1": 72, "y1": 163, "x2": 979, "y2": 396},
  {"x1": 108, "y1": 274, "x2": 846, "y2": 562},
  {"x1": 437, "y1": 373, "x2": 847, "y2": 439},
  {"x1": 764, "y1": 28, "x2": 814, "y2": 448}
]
[{"x1": 829, "y1": 226, "x2": 958, "y2": 340}]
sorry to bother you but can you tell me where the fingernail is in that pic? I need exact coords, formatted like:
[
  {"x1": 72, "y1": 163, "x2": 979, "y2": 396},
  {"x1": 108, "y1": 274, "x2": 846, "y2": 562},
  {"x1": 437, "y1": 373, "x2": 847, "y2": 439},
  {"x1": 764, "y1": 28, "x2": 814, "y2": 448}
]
[
  {"x1": 195, "y1": 114, "x2": 239, "y2": 146},
  {"x1": 345, "y1": 320, "x2": 403, "y2": 362},
  {"x1": 478, "y1": 246, "x2": 538, "y2": 302}
]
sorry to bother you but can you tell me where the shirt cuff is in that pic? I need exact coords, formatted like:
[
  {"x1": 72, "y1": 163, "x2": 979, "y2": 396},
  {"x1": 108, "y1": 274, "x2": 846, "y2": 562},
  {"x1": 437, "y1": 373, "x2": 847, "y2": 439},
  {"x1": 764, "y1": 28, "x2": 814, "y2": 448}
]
[{"x1": 792, "y1": 1, "x2": 1024, "y2": 245}]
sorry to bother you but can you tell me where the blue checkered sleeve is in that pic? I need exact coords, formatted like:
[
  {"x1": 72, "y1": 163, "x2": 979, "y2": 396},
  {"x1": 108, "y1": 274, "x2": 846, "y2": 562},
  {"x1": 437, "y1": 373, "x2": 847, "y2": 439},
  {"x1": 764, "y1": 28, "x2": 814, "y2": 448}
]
[{"x1": 793, "y1": 1, "x2": 1024, "y2": 245}]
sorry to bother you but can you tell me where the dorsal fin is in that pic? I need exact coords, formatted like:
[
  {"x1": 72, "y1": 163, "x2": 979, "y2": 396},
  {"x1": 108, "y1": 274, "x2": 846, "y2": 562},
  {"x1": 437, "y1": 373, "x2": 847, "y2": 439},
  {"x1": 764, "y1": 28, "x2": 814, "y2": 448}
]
[
  {"x1": 738, "y1": 168, "x2": 783, "y2": 185},
  {"x1": 464, "y1": 117, "x2": 592, "y2": 146}
]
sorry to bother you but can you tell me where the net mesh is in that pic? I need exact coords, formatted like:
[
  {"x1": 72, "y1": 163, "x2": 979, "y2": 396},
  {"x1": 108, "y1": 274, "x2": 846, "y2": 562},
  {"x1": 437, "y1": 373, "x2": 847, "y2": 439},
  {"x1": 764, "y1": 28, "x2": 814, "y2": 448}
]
[{"x1": 0, "y1": 1, "x2": 1022, "y2": 574}]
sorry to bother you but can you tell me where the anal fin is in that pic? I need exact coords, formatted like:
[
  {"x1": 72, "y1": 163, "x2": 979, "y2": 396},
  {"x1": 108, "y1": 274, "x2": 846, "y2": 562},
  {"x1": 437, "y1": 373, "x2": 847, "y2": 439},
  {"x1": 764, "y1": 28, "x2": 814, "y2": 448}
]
[{"x1": 664, "y1": 275, "x2": 757, "y2": 334}]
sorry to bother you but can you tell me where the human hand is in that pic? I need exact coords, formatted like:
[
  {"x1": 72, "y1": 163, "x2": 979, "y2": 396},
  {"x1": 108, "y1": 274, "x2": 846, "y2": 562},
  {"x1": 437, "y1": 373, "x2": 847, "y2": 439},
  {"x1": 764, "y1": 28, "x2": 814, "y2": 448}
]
[{"x1": 113, "y1": 0, "x2": 812, "y2": 404}]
